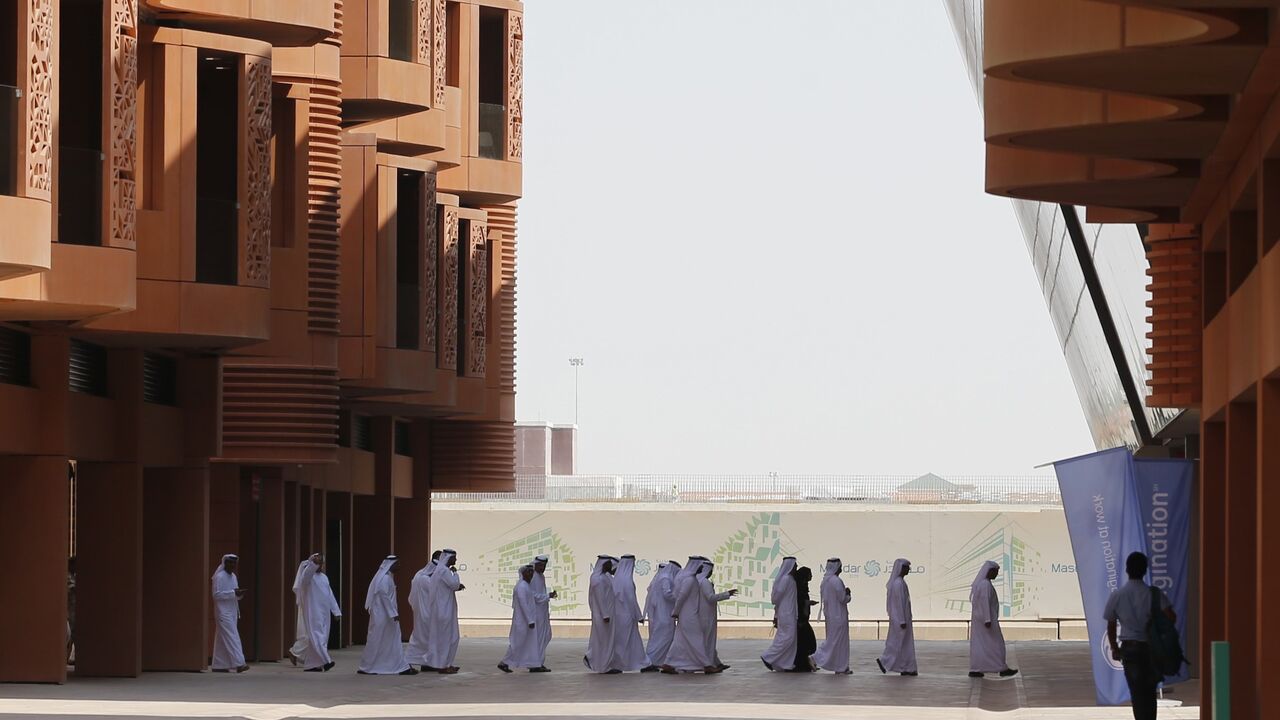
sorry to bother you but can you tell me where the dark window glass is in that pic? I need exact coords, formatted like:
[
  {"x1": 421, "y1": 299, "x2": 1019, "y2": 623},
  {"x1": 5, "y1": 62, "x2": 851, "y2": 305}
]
[
  {"x1": 0, "y1": 327, "x2": 32, "y2": 386},
  {"x1": 196, "y1": 53, "x2": 239, "y2": 285},
  {"x1": 142, "y1": 353, "x2": 177, "y2": 405},
  {"x1": 69, "y1": 339, "x2": 108, "y2": 396},
  {"x1": 394, "y1": 420, "x2": 410, "y2": 456}
]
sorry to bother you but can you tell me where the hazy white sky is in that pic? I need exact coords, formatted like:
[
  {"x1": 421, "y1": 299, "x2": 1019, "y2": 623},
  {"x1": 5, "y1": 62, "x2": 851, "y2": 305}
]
[{"x1": 514, "y1": 1, "x2": 1096, "y2": 476}]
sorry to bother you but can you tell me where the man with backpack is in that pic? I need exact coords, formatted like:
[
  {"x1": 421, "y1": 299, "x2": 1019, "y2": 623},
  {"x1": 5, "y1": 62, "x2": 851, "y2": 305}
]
[{"x1": 1104, "y1": 552, "x2": 1178, "y2": 720}]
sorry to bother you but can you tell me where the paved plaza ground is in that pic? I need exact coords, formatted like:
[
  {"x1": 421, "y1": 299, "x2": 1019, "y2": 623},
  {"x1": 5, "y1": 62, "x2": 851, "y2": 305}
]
[{"x1": 0, "y1": 640, "x2": 1200, "y2": 720}]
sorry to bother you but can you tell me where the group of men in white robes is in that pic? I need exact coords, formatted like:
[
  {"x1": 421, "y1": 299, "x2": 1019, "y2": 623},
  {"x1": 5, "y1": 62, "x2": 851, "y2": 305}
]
[{"x1": 214, "y1": 549, "x2": 1016, "y2": 680}]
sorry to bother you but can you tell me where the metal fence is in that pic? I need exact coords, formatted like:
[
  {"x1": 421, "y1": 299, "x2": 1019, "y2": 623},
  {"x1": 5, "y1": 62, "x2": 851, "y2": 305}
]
[{"x1": 433, "y1": 474, "x2": 1063, "y2": 506}]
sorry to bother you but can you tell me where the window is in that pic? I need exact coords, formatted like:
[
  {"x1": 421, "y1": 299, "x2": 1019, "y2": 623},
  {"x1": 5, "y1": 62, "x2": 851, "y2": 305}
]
[
  {"x1": 351, "y1": 414, "x2": 372, "y2": 451},
  {"x1": 446, "y1": 2, "x2": 460, "y2": 86},
  {"x1": 1, "y1": 0, "x2": 18, "y2": 196},
  {"x1": 394, "y1": 420, "x2": 410, "y2": 456},
  {"x1": 196, "y1": 52, "x2": 239, "y2": 285},
  {"x1": 396, "y1": 170, "x2": 422, "y2": 349},
  {"x1": 69, "y1": 339, "x2": 108, "y2": 396},
  {"x1": 0, "y1": 326, "x2": 31, "y2": 386},
  {"x1": 142, "y1": 353, "x2": 177, "y2": 405},
  {"x1": 476, "y1": 7, "x2": 505, "y2": 160},
  {"x1": 270, "y1": 94, "x2": 296, "y2": 248},
  {"x1": 388, "y1": 0, "x2": 415, "y2": 62},
  {"x1": 58, "y1": 0, "x2": 104, "y2": 245}
]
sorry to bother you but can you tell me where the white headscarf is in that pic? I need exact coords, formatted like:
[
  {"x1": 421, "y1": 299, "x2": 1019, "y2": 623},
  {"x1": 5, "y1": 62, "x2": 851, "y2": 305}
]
[
  {"x1": 970, "y1": 560, "x2": 999, "y2": 602},
  {"x1": 213, "y1": 553, "x2": 238, "y2": 581},
  {"x1": 824, "y1": 557, "x2": 841, "y2": 577},
  {"x1": 432, "y1": 549, "x2": 457, "y2": 578},
  {"x1": 591, "y1": 555, "x2": 614, "y2": 576},
  {"x1": 292, "y1": 556, "x2": 313, "y2": 596},
  {"x1": 771, "y1": 557, "x2": 797, "y2": 604},
  {"x1": 534, "y1": 554, "x2": 549, "y2": 565},
  {"x1": 364, "y1": 555, "x2": 398, "y2": 610},
  {"x1": 676, "y1": 556, "x2": 704, "y2": 584},
  {"x1": 888, "y1": 558, "x2": 910, "y2": 589},
  {"x1": 615, "y1": 555, "x2": 638, "y2": 597},
  {"x1": 410, "y1": 554, "x2": 440, "y2": 607},
  {"x1": 515, "y1": 564, "x2": 534, "y2": 603}
]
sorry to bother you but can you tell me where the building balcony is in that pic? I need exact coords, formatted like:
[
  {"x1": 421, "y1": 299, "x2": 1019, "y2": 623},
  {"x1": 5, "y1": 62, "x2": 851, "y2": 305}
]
[
  {"x1": 341, "y1": 0, "x2": 444, "y2": 124},
  {"x1": 0, "y1": 84, "x2": 52, "y2": 280},
  {"x1": 142, "y1": 0, "x2": 336, "y2": 47}
]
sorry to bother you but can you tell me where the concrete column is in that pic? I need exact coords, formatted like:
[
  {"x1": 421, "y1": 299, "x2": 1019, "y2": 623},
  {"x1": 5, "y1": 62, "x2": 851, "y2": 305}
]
[
  {"x1": 0, "y1": 455, "x2": 70, "y2": 683},
  {"x1": 1199, "y1": 421, "x2": 1226, "y2": 720},
  {"x1": 1258, "y1": 381, "x2": 1280, "y2": 720},
  {"x1": 142, "y1": 466, "x2": 209, "y2": 671},
  {"x1": 352, "y1": 417, "x2": 395, "y2": 643},
  {"x1": 393, "y1": 497, "x2": 431, "y2": 639},
  {"x1": 256, "y1": 474, "x2": 285, "y2": 662},
  {"x1": 285, "y1": 481, "x2": 300, "y2": 659},
  {"x1": 75, "y1": 462, "x2": 143, "y2": 677},
  {"x1": 1225, "y1": 401, "x2": 1257, "y2": 718}
]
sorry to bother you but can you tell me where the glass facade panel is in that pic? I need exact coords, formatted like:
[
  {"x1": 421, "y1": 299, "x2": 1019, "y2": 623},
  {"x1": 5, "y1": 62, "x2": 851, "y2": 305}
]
[{"x1": 943, "y1": 0, "x2": 1179, "y2": 450}]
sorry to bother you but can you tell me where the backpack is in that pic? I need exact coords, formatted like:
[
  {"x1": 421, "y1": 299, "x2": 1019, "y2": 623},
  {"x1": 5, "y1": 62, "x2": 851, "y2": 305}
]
[{"x1": 1147, "y1": 586, "x2": 1187, "y2": 677}]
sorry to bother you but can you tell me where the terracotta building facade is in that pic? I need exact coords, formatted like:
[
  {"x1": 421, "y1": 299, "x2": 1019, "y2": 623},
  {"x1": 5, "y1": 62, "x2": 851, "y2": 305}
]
[
  {"x1": 0, "y1": 0, "x2": 521, "y2": 682},
  {"x1": 978, "y1": 2, "x2": 1277, "y2": 718}
]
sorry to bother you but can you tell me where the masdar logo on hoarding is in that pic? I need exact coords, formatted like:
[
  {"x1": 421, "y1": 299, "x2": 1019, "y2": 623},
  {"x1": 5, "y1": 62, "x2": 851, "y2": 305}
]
[{"x1": 1099, "y1": 627, "x2": 1124, "y2": 671}]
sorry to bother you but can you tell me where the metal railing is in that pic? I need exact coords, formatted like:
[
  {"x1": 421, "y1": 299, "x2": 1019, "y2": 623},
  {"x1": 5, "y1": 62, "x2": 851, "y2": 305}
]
[
  {"x1": 478, "y1": 103, "x2": 505, "y2": 160},
  {"x1": 434, "y1": 474, "x2": 1064, "y2": 506},
  {"x1": 0, "y1": 85, "x2": 18, "y2": 197}
]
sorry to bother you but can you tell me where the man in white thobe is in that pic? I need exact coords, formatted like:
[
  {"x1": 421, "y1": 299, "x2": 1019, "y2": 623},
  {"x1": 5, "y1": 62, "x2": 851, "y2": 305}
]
[
  {"x1": 643, "y1": 560, "x2": 680, "y2": 670},
  {"x1": 812, "y1": 557, "x2": 852, "y2": 674},
  {"x1": 697, "y1": 560, "x2": 737, "y2": 670},
  {"x1": 357, "y1": 555, "x2": 416, "y2": 675},
  {"x1": 289, "y1": 558, "x2": 311, "y2": 666},
  {"x1": 498, "y1": 564, "x2": 542, "y2": 673},
  {"x1": 296, "y1": 553, "x2": 342, "y2": 672},
  {"x1": 969, "y1": 560, "x2": 1018, "y2": 678},
  {"x1": 422, "y1": 549, "x2": 463, "y2": 673},
  {"x1": 661, "y1": 560, "x2": 725, "y2": 673},
  {"x1": 531, "y1": 554, "x2": 555, "y2": 671},
  {"x1": 760, "y1": 556, "x2": 798, "y2": 671},
  {"x1": 211, "y1": 554, "x2": 249, "y2": 673},
  {"x1": 583, "y1": 555, "x2": 619, "y2": 673},
  {"x1": 877, "y1": 558, "x2": 917, "y2": 676},
  {"x1": 609, "y1": 555, "x2": 648, "y2": 672},
  {"x1": 405, "y1": 549, "x2": 442, "y2": 669}
]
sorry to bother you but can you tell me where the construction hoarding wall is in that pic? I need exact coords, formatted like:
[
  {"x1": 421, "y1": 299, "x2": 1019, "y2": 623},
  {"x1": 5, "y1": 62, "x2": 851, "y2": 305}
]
[{"x1": 430, "y1": 504, "x2": 1084, "y2": 621}]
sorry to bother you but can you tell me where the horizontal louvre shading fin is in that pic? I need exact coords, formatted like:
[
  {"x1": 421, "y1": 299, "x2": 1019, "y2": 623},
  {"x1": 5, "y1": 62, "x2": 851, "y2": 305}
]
[
  {"x1": 0, "y1": 328, "x2": 32, "y2": 386},
  {"x1": 430, "y1": 419, "x2": 515, "y2": 492},
  {"x1": 221, "y1": 364, "x2": 339, "y2": 460}
]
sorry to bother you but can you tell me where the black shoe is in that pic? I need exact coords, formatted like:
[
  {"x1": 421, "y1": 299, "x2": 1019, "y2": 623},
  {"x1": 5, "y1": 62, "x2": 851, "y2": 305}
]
[
  {"x1": 901, "y1": 671, "x2": 918, "y2": 676},
  {"x1": 323, "y1": 662, "x2": 335, "y2": 672},
  {"x1": 420, "y1": 665, "x2": 439, "y2": 672},
  {"x1": 605, "y1": 668, "x2": 623, "y2": 674},
  {"x1": 999, "y1": 668, "x2": 1019, "y2": 677},
  {"x1": 357, "y1": 670, "x2": 370, "y2": 675},
  {"x1": 212, "y1": 669, "x2": 231, "y2": 673},
  {"x1": 969, "y1": 671, "x2": 984, "y2": 678},
  {"x1": 236, "y1": 665, "x2": 250, "y2": 673},
  {"x1": 717, "y1": 663, "x2": 730, "y2": 671},
  {"x1": 497, "y1": 663, "x2": 512, "y2": 673},
  {"x1": 641, "y1": 665, "x2": 659, "y2": 673},
  {"x1": 761, "y1": 658, "x2": 774, "y2": 671},
  {"x1": 583, "y1": 655, "x2": 591, "y2": 669},
  {"x1": 399, "y1": 667, "x2": 419, "y2": 676},
  {"x1": 530, "y1": 666, "x2": 551, "y2": 673},
  {"x1": 304, "y1": 667, "x2": 323, "y2": 672},
  {"x1": 875, "y1": 658, "x2": 886, "y2": 674}
]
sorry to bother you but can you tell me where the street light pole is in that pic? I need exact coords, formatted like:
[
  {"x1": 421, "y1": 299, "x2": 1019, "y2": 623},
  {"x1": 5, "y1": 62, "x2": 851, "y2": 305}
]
[{"x1": 568, "y1": 357, "x2": 584, "y2": 426}]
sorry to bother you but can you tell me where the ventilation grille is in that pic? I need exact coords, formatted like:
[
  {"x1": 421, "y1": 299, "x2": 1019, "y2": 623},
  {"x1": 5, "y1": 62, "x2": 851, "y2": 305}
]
[
  {"x1": 69, "y1": 340, "x2": 108, "y2": 396},
  {"x1": 351, "y1": 414, "x2": 371, "y2": 451},
  {"x1": 221, "y1": 365, "x2": 339, "y2": 461},
  {"x1": 143, "y1": 353, "x2": 177, "y2": 405},
  {"x1": 0, "y1": 328, "x2": 32, "y2": 386}
]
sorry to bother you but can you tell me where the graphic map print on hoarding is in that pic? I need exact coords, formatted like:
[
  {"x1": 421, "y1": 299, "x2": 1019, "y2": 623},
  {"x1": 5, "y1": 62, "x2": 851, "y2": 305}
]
[
  {"x1": 473, "y1": 525, "x2": 583, "y2": 615},
  {"x1": 712, "y1": 512, "x2": 800, "y2": 618},
  {"x1": 934, "y1": 513, "x2": 1046, "y2": 618}
]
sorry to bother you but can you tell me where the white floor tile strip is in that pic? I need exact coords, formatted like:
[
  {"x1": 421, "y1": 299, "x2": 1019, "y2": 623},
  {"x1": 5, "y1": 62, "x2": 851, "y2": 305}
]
[{"x1": 0, "y1": 699, "x2": 1202, "y2": 720}]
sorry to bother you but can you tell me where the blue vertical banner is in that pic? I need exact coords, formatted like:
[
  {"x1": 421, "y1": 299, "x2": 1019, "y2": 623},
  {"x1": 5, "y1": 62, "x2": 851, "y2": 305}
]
[
  {"x1": 1131, "y1": 457, "x2": 1193, "y2": 685},
  {"x1": 1053, "y1": 447, "x2": 1147, "y2": 705},
  {"x1": 1054, "y1": 449, "x2": 1194, "y2": 704}
]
